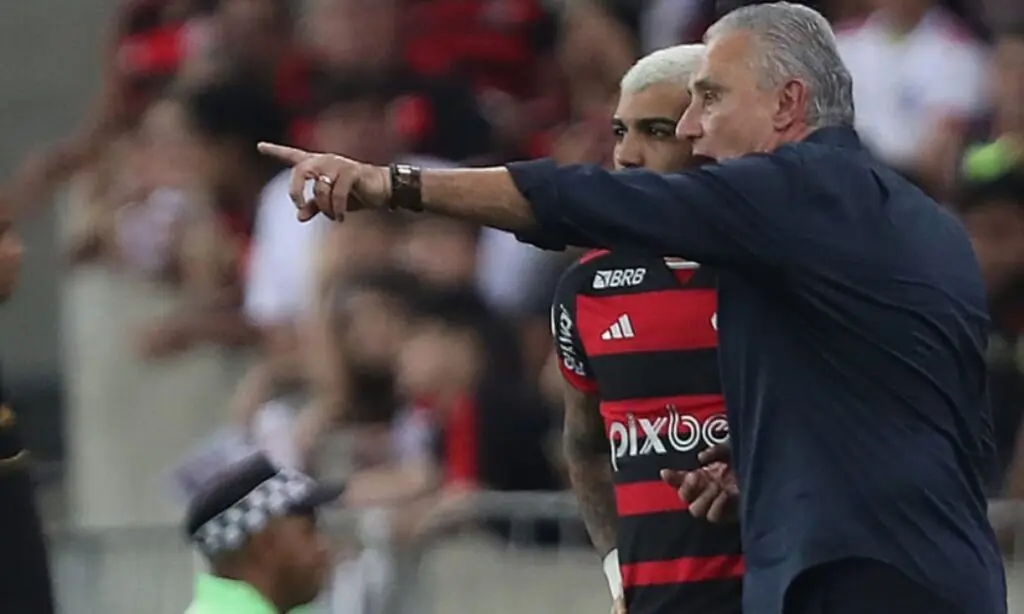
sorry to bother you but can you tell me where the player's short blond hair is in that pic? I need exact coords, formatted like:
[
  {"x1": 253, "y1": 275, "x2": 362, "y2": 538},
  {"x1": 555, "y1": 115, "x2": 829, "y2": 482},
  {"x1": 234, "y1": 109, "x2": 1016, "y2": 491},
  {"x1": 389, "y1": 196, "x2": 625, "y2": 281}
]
[{"x1": 619, "y1": 44, "x2": 706, "y2": 95}]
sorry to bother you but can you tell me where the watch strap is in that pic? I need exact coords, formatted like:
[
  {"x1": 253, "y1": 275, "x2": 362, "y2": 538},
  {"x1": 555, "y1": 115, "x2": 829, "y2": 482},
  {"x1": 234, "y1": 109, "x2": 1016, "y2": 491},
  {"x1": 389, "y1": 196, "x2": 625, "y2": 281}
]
[{"x1": 388, "y1": 163, "x2": 423, "y2": 212}]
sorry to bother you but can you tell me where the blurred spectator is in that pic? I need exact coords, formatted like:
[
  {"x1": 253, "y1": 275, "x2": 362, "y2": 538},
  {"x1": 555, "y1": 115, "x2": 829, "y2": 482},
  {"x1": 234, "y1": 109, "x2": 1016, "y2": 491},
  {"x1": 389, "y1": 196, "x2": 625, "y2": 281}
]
[
  {"x1": 959, "y1": 169, "x2": 1024, "y2": 496},
  {"x1": 288, "y1": 213, "x2": 416, "y2": 467},
  {"x1": 315, "y1": 77, "x2": 461, "y2": 191},
  {"x1": 826, "y1": 0, "x2": 874, "y2": 21},
  {"x1": 65, "y1": 97, "x2": 196, "y2": 278},
  {"x1": 395, "y1": 288, "x2": 565, "y2": 545},
  {"x1": 638, "y1": 0, "x2": 713, "y2": 50},
  {"x1": 7, "y1": 0, "x2": 218, "y2": 213},
  {"x1": 306, "y1": 73, "x2": 411, "y2": 168},
  {"x1": 303, "y1": 0, "x2": 397, "y2": 72},
  {"x1": 476, "y1": 1, "x2": 630, "y2": 376},
  {"x1": 111, "y1": 0, "x2": 220, "y2": 117},
  {"x1": 398, "y1": 289, "x2": 560, "y2": 494},
  {"x1": 961, "y1": 27, "x2": 1023, "y2": 171},
  {"x1": 403, "y1": 0, "x2": 558, "y2": 101},
  {"x1": 398, "y1": 216, "x2": 531, "y2": 379},
  {"x1": 836, "y1": 0, "x2": 988, "y2": 189},
  {"x1": 557, "y1": 0, "x2": 635, "y2": 125},
  {"x1": 206, "y1": 0, "x2": 320, "y2": 146},
  {"x1": 302, "y1": 254, "x2": 557, "y2": 505},
  {"x1": 209, "y1": 0, "x2": 294, "y2": 71},
  {"x1": 399, "y1": 216, "x2": 480, "y2": 290},
  {"x1": 476, "y1": 226, "x2": 578, "y2": 377},
  {"x1": 917, "y1": 24, "x2": 1024, "y2": 199},
  {"x1": 986, "y1": 27, "x2": 1024, "y2": 147},
  {"x1": 300, "y1": 0, "x2": 494, "y2": 162},
  {"x1": 982, "y1": 0, "x2": 1024, "y2": 31},
  {"x1": 297, "y1": 267, "x2": 420, "y2": 466},
  {"x1": 136, "y1": 74, "x2": 287, "y2": 358},
  {"x1": 401, "y1": 0, "x2": 562, "y2": 159},
  {"x1": 315, "y1": 213, "x2": 410, "y2": 299},
  {"x1": 223, "y1": 75, "x2": 394, "y2": 437}
]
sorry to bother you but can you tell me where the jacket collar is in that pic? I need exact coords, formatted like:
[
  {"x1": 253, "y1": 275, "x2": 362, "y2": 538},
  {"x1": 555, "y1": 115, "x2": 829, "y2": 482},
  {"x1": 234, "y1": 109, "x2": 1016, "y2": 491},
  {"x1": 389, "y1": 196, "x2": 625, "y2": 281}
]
[{"x1": 803, "y1": 126, "x2": 864, "y2": 150}]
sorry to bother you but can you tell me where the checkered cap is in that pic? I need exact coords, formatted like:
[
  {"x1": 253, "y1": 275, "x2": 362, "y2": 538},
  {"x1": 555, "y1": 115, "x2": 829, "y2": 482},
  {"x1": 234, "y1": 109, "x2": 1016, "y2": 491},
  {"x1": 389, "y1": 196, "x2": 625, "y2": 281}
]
[{"x1": 185, "y1": 454, "x2": 341, "y2": 557}]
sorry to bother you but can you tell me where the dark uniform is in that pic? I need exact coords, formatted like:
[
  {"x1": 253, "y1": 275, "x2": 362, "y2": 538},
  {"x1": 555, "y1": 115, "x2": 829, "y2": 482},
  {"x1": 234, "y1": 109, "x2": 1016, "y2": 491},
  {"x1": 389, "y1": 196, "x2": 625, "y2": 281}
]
[
  {"x1": 0, "y1": 368, "x2": 56, "y2": 614},
  {"x1": 553, "y1": 249, "x2": 742, "y2": 614}
]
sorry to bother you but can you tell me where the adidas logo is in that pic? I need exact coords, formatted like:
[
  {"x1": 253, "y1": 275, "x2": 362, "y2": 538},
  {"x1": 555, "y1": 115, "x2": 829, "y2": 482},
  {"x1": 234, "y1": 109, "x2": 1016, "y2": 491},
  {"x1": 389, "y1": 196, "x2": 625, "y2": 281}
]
[{"x1": 601, "y1": 314, "x2": 635, "y2": 340}]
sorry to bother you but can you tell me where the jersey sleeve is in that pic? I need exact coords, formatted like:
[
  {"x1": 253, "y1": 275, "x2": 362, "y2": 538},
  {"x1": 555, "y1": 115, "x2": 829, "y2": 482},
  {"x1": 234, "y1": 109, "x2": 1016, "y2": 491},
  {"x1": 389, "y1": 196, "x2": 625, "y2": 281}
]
[{"x1": 550, "y1": 259, "x2": 599, "y2": 393}]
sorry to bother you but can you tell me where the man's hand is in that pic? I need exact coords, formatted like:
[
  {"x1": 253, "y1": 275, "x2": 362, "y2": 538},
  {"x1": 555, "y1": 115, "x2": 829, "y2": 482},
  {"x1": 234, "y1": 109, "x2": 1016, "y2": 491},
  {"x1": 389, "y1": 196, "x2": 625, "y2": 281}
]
[
  {"x1": 256, "y1": 143, "x2": 391, "y2": 223},
  {"x1": 660, "y1": 443, "x2": 739, "y2": 523}
]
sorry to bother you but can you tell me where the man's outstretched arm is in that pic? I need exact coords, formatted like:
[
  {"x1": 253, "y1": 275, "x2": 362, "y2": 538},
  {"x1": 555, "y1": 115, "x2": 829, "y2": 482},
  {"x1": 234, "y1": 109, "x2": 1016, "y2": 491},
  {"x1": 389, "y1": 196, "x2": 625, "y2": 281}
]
[
  {"x1": 257, "y1": 143, "x2": 801, "y2": 269},
  {"x1": 415, "y1": 158, "x2": 798, "y2": 267}
]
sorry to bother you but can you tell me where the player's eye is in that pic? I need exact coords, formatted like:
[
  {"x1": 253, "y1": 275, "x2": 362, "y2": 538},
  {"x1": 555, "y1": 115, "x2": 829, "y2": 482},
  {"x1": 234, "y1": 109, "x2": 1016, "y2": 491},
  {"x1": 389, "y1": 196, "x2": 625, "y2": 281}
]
[
  {"x1": 648, "y1": 126, "x2": 675, "y2": 139},
  {"x1": 612, "y1": 125, "x2": 626, "y2": 140},
  {"x1": 702, "y1": 90, "x2": 720, "y2": 105}
]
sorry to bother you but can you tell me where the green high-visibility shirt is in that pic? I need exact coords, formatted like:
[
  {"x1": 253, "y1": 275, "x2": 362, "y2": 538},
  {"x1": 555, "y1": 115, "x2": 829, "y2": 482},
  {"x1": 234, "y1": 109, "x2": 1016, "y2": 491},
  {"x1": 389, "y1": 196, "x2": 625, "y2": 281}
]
[{"x1": 184, "y1": 573, "x2": 318, "y2": 614}]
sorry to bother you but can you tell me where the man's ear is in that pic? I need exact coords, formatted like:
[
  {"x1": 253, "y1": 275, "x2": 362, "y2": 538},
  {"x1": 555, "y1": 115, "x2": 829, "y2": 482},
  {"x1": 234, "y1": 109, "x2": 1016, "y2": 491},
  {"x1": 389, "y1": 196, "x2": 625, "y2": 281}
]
[
  {"x1": 246, "y1": 523, "x2": 278, "y2": 563},
  {"x1": 773, "y1": 79, "x2": 809, "y2": 131}
]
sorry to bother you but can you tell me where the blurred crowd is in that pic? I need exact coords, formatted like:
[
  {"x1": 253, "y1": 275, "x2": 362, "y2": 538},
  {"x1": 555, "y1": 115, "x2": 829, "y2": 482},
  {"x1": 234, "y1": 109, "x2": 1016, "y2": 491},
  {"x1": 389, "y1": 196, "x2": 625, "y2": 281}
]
[{"x1": 4, "y1": 0, "x2": 1024, "y2": 549}]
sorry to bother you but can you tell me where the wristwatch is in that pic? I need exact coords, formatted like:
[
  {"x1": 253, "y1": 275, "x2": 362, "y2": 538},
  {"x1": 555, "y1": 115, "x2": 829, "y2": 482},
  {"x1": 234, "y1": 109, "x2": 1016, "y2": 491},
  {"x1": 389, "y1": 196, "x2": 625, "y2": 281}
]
[{"x1": 388, "y1": 163, "x2": 423, "y2": 212}]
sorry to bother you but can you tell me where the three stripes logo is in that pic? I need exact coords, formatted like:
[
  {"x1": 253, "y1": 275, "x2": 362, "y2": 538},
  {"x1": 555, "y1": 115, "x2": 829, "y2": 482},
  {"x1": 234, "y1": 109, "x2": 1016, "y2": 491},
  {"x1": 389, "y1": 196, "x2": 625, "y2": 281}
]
[{"x1": 601, "y1": 314, "x2": 635, "y2": 340}]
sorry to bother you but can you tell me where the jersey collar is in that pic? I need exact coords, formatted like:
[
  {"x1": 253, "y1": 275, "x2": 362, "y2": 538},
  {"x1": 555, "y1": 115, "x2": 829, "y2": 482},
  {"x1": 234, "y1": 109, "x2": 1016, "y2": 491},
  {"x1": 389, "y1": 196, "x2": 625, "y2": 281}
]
[{"x1": 663, "y1": 257, "x2": 699, "y2": 270}]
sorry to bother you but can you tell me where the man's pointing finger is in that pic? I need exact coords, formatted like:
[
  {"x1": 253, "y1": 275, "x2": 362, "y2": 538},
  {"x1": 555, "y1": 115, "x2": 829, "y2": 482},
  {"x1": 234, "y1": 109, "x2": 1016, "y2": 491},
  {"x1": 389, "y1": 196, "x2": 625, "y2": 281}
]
[{"x1": 257, "y1": 142, "x2": 311, "y2": 165}]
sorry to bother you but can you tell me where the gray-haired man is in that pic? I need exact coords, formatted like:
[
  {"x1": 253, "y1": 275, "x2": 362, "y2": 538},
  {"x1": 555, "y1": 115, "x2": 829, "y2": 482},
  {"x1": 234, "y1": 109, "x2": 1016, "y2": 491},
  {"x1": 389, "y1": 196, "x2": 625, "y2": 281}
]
[{"x1": 259, "y1": 3, "x2": 1007, "y2": 613}]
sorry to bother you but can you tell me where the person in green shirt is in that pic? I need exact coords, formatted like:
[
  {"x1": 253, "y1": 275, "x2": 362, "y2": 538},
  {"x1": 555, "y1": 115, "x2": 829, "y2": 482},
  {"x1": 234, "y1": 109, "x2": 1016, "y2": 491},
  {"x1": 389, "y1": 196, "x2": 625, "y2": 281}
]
[{"x1": 183, "y1": 453, "x2": 342, "y2": 613}]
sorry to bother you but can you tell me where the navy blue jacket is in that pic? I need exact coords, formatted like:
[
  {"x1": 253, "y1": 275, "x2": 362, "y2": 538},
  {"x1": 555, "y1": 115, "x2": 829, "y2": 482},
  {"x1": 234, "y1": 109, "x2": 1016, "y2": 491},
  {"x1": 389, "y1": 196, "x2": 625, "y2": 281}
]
[{"x1": 507, "y1": 127, "x2": 1006, "y2": 614}]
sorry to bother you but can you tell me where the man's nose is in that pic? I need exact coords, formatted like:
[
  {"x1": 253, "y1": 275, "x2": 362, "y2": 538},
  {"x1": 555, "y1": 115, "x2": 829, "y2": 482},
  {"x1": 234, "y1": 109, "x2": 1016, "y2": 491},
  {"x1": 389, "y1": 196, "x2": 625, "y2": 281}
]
[
  {"x1": 614, "y1": 138, "x2": 643, "y2": 170},
  {"x1": 677, "y1": 106, "x2": 701, "y2": 141}
]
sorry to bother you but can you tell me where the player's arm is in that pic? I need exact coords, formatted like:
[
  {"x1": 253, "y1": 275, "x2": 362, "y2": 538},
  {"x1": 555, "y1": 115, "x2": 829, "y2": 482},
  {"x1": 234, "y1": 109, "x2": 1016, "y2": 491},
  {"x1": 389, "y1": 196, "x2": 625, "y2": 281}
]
[
  {"x1": 417, "y1": 155, "x2": 801, "y2": 268},
  {"x1": 551, "y1": 267, "x2": 622, "y2": 602},
  {"x1": 563, "y1": 381, "x2": 618, "y2": 556},
  {"x1": 563, "y1": 379, "x2": 625, "y2": 606}
]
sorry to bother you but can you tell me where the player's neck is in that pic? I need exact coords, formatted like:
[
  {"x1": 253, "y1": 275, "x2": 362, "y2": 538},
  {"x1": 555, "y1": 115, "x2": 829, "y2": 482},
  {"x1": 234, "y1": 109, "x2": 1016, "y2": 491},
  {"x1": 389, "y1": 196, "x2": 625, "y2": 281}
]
[{"x1": 218, "y1": 567, "x2": 290, "y2": 613}]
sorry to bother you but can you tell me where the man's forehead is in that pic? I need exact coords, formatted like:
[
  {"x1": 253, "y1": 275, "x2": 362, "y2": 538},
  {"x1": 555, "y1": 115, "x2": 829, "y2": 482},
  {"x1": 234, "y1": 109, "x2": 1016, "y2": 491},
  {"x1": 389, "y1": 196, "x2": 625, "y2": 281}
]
[
  {"x1": 690, "y1": 31, "x2": 754, "y2": 86},
  {"x1": 615, "y1": 83, "x2": 691, "y2": 119}
]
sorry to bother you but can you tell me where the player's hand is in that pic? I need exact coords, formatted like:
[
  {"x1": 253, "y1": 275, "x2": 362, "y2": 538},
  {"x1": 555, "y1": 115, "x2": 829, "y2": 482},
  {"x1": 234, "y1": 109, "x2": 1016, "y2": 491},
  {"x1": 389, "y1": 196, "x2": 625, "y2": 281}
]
[
  {"x1": 256, "y1": 143, "x2": 391, "y2": 223},
  {"x1": 611, "y1": 596, "x2": 627, "y2": 614}
]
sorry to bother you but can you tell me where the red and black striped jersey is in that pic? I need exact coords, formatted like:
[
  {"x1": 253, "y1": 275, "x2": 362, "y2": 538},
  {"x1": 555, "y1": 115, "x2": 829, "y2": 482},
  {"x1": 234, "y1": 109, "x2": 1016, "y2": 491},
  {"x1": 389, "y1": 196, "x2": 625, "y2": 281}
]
[{"x1": 552, "y1": 249, "x2": 742, "y2": 614}]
